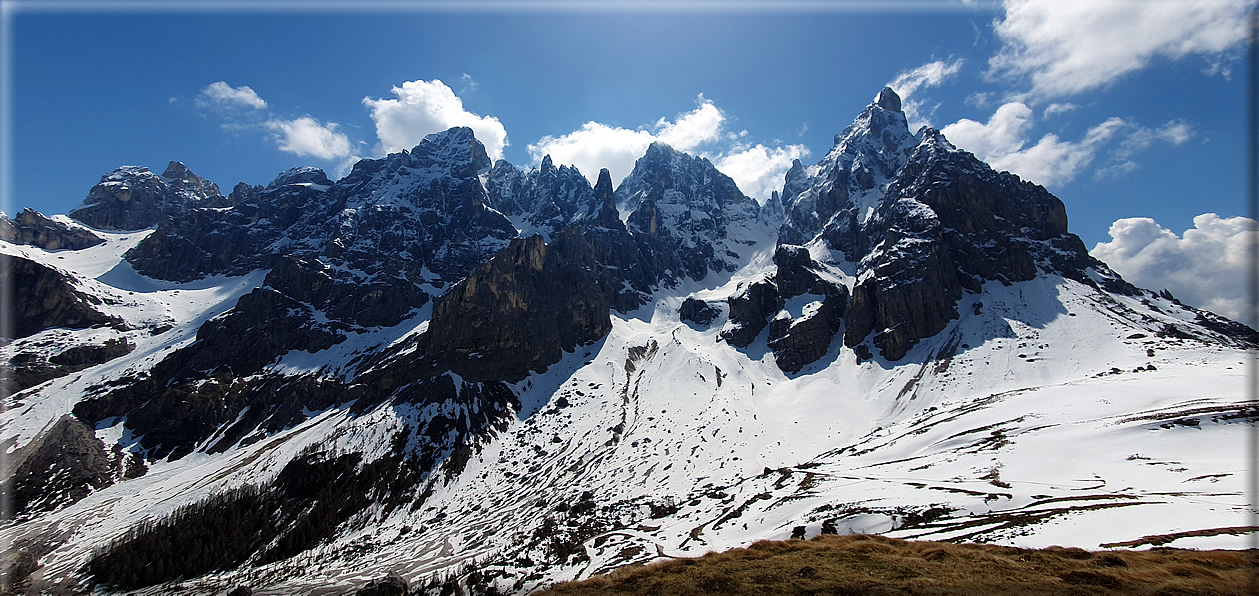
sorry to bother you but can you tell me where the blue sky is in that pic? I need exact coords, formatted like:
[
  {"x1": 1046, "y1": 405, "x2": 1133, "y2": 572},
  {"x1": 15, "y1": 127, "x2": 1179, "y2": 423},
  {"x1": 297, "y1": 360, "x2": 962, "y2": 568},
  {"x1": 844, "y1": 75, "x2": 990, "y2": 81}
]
[{"x1": 3, "y1": 0, "x2": 1255, "y2": 322}]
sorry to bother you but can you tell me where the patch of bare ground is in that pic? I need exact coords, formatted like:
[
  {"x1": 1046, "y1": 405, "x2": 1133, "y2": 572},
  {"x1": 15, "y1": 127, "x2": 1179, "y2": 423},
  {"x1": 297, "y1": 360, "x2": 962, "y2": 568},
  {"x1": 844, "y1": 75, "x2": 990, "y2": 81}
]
[{"x1": 538, "y1": 533, "x2": 1258, "y2": 595}]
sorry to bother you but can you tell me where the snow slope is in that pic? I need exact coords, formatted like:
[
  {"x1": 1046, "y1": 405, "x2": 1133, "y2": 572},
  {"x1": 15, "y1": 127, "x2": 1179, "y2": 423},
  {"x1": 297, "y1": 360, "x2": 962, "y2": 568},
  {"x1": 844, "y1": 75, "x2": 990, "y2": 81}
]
[{"x1": 4, "y1": 236, "x2": 1251, "y2": 594}]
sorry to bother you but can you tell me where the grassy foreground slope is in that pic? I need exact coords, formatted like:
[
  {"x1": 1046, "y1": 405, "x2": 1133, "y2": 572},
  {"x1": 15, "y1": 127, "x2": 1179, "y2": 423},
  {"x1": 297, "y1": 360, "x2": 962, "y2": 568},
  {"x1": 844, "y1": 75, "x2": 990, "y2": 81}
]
[{"x1": 540, "y1": 534, "x2": 1258, "y2": 595}]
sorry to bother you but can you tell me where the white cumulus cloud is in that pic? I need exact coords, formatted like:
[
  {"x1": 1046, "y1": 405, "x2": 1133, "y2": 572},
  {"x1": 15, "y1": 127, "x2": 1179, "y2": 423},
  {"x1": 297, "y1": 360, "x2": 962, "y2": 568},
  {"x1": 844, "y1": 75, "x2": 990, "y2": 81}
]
[
  {"x1": 266, "y1": 116, "x2": 352, "y2": 161},
  {"x1": 529, "y1": 122, "x2": 656, "y2": 186},
  {"x1": 196, "y1": 81, "x2": 267, "y2": 111},
  {"x1": 529, "y1": 96, "x2": 725, "y2": 185},
  {"x1": 713, "y1": 143, "x2": 810, "y2": 202},
  {"x1": 989, "y1": 0, "x2": 1251, "y2": 100},
  {"x1": 655, "y1": 97, "x2": 725, "y2": 151},
  {"x1": 530, "y1": 95, "x2": 806, "y2": 200},
  {"x1": 363, "y1": 79, "x2": 508, "y2": 161},
  {"x1": 1091, "y1": 213, "x2": 1256, "y2": 326}
]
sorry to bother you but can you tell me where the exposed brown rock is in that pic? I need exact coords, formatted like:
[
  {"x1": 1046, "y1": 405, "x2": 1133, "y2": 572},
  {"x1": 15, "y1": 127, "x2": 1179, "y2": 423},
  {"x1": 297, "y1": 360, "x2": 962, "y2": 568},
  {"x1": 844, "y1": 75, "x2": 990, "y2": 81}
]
[{"x1": 425, "y1": 227, "x2": 612, "y2": 383}]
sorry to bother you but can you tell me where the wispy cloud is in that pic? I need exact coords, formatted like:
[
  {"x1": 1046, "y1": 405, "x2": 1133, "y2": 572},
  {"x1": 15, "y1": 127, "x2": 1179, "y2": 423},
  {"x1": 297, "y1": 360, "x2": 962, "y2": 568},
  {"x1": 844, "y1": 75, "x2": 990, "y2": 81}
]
[
  {"x1": 942, "y1": 100, "x2": 1197, "y2": 188},
  {"x1": 887, "y1": 58, "x2": 965, "y2": 129},
  {"x1": 1041, "y1": 103, "x2": 1076, "y2": 118},
  {"x1": 989, "y1": 0, "x2": 1250, "y2": 101},
  {"x1": 1095, "y1": 120, "x2": 1194, "y2": 178}
]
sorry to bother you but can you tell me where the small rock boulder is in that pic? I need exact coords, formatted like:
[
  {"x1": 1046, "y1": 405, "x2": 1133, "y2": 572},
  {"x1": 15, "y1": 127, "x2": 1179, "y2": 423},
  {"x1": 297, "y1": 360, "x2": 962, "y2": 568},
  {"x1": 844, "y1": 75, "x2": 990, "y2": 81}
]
[
  {"x1": 356, "y1": 571, "x2": 408, "y2": 596},
  {"x1": 679, "y1": 297, "x2": 718, "y2": 326}
]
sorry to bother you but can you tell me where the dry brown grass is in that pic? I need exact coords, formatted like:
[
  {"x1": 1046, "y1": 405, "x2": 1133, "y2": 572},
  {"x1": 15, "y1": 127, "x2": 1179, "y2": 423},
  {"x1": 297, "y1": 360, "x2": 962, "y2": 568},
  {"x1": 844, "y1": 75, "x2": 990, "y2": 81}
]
[{"x1": 537, "y1": 533, "x2": 1259, "y2": 595}]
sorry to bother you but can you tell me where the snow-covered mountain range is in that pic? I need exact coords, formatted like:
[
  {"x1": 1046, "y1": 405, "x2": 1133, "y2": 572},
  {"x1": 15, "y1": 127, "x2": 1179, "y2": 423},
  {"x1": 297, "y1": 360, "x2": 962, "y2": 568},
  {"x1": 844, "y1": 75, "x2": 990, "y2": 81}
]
[{"x1": 2, "y1": 87, "x2": 1254, "y2": 595}]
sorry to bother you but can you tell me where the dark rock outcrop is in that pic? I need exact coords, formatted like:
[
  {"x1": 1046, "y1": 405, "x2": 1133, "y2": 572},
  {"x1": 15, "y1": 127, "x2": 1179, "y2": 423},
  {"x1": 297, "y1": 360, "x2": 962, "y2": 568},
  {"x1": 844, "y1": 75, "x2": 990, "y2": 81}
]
[
  {"x1": 178, "y1": 286, "x2": 342, "y2": 378},
  {"x1": 0, "y1": 208, "x2": 103, "y2": 250},
  {"x1": 425, "y1": 228, "x2": 612, "y2": 383},
  {"x1": 767, "y1": 291, "x2": 848, "y2": 374},
  {"x1": 69, "y1": 161, "x2": 228, "y2": 231},
  {"x1": 721, "y1": 277, "x2": 782, "y2": 348},
  {"x1": 679, "y1": 297, "x2": 719, "y2": 326},
  {"x1": 6, "y1": 255, "x2": 120, "y2": 339},
  {"x1": 721, "y1": 245, "x2": 851, "y2": 371},
  {"x1": 773, "y1": 245, "x2": 838, "y2": 299},
  {"x1": 264, "y1": 255, "x2": 429, "y2": 330},
  {"x1": 5, "y1": 338, "x2": 134, "y2": 392},
  {"x1": 356, "y1": 571, "x2": 408, "y2": 596}
]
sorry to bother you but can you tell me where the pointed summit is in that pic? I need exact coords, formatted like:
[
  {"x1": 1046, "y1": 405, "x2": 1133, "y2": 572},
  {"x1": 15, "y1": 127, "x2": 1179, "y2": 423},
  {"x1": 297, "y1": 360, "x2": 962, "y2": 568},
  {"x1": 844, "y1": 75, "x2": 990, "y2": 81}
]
[
  {"x1": 161, "y1": 161, "x2": 194, "y2": 180},
  {"x1": 875, "y1": 86, "x2": 902, "y2": 112},
  {"x1": 589, "y1": 168, "x2": 625, "y2": 231}
]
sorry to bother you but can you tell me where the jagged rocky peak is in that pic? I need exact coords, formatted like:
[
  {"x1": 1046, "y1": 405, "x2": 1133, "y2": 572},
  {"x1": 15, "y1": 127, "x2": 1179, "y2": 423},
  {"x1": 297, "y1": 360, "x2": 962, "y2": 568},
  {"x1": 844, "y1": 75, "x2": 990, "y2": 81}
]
[
  {"x1": 875, "y1": 86, "x2": 902, "y2": 112},
  {"x1": 616, "y1": 141, "x2": 760, "y2": 282},
  {"x1": 485, "y1": 158, "x2": 529, "y2": 215},
  {"x1": 768, "y1": 86, "x2": 1139, "y2": 362},
  {"x1": 408, "y1": 125, "x2": 492, "y2": 177},
  {"x1": 833, "y1": 87, "x2": 915, "y2": 166},
  {"x1": 589, "y1": 168, "x2": 625, "y2": 231},
  {"x1": 618, "y1": 141, "x2": 749, "y2": 213},
  {"x1": 780, "y1": 88, "x2": 919, "y2": 249},
  {"x1": 69, "y1": 161, "x2": 228, "y2": 231},
  {"x1": 485, "y1": 154, "x2": 603, "y2": 240}
]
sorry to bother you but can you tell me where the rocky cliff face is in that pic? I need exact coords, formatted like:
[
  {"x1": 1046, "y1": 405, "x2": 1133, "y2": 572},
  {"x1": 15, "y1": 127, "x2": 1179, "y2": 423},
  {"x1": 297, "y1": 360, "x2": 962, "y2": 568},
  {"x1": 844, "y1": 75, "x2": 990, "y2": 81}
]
[
  {"x1": 425, "y1": 228, "x2": 612, "y2": 383},
  {"x1": 617, "y1": 142, "x2": 762, "y2": 284},
  {"x1": 4, "y1": 337, "x2": 133, "y2": 393},
  {"x1": 0, "y1": 208, "x2": 103, "y2": 251},
  {"x1": 5, "y1": 255, "x2": 121, "y2": 340},
  {"x1": 0, "y1": 416, "x2": 132, "y2": 518}
]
